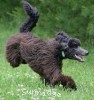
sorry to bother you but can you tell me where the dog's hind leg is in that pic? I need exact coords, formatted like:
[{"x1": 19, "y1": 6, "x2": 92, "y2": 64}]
[{"x1": 5, "y1": 39, "x2": 21, "y2": 68}]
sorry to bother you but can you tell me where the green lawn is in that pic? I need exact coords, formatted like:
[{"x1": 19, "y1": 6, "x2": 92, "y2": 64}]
[{"x1": 0, "y1": 30, "x2": 94, "y2": 100}]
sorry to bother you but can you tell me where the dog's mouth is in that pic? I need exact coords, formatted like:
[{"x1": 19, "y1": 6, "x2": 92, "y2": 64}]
[{"x1": 74, "y1": 54, "x2": 84, "y2": 62}]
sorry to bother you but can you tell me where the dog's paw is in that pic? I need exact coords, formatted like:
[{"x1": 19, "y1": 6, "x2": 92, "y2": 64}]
[{"x1": 61, "y1": 76, "x2": 77, "y2": 90}]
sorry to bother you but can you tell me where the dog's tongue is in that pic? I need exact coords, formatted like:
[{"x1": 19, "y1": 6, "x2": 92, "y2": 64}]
[{"x1": 75, "y1": 54, "x2": 84, "y2": 62}]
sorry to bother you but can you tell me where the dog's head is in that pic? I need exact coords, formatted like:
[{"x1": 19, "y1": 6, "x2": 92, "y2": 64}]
[{"x1": 56, "y1": 31, "x2": 89, "y2": 62}]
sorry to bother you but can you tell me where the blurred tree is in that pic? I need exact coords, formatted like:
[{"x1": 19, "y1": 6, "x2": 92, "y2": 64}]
[{"x1": 0, "y1": 0, "x2": 94, "y2": 43}]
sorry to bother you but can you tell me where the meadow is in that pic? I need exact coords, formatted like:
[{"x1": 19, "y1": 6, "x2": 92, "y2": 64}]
[{"x1": 0, "y1": 26, "x2": 94, "y2": 100}]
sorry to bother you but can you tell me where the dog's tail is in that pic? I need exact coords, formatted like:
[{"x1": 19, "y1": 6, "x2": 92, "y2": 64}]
[{"x1": 20, "y1": 1, "x2": 39, "y2": 33}]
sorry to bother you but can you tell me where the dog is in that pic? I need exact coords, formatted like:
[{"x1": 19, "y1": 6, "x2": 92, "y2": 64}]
[{"x1": 5, "y1": 1, "x2": 89, "y2": 90}]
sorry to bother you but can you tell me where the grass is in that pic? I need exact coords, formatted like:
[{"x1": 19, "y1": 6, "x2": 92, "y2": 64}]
[{"x1": 0, "y1": 28, "x2": 94, "y2": 100}]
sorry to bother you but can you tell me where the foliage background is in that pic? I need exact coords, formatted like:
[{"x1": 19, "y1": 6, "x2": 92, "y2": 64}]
[{"x1": 0, "y1": 0, "x2": 94, "y2": 45}]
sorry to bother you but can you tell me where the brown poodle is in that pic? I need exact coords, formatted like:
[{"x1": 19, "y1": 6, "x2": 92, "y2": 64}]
[{"x1": 5, "y1": 1, "x2": 89, "y2": 90}]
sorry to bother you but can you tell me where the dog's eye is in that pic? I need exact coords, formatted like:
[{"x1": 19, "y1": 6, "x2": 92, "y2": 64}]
[
  {"x1": 68, "y1": 38, "x2": 80, "y2": 48},
  {"x1": 69, "y1": 43, "x2": 78, "y2": 48},
  {"x1": 72, "y1": 44, "x2": 78, "y2": 48}
]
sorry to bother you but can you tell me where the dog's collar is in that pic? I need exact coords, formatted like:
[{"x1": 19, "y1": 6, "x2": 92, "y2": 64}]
[{"x1": 62, "y1": 51, "x2": 65, "y2": 58}]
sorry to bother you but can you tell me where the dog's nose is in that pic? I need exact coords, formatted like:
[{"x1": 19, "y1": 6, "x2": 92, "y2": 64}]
[{"x1": 86, "y1": 51, "x2": 89, "y2": 55}]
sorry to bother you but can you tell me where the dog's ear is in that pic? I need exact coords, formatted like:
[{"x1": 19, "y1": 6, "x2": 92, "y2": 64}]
[
  {"x1": 68, "y1": 38, "x2": 80, "y2": 48},
  {"x1": 56, "y1": 31, "x2": 70, "y2": 51},
  {"x1": 56, "y1": 31, "x2": 70, "y2": 43}
]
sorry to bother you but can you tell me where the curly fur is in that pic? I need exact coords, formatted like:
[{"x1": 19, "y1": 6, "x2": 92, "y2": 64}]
[
  {"x1": 6, "y1": 33, "x2": 76, "y2": 90},
  {"x1": 20, "y1": 1, "x2": 39, "y2": 33}
]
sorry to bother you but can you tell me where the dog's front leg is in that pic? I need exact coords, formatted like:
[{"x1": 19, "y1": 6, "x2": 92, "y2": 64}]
[{"x1": 60, "y1": 75, "x2": 77, "y2": 90}]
